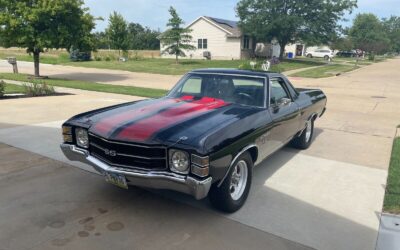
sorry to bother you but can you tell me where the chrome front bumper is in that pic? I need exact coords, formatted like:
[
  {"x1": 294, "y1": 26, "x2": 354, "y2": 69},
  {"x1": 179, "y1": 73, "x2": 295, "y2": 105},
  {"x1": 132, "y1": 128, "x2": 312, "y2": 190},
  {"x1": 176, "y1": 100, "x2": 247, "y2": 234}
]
[{"x1": 60, "y1": 144, "x2": 212, "y2": 200}]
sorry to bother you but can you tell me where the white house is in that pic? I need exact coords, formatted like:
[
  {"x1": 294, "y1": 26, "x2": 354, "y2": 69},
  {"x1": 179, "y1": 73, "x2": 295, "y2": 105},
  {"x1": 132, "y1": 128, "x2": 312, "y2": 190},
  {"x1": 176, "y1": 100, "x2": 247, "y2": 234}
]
[
  {"x1": 160, "y1": 16, "x2": 331, "y2": 60},
  {"x1": 160, "y1": 16, "x2": 254, "y2": 60}
]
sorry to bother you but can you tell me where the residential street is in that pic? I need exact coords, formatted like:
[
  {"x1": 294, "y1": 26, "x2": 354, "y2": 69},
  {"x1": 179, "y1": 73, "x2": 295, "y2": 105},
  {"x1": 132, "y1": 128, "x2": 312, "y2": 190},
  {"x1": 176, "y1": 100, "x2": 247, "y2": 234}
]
[{"x1": 1, "y1": 58, "x2": 399, "y2": 250}]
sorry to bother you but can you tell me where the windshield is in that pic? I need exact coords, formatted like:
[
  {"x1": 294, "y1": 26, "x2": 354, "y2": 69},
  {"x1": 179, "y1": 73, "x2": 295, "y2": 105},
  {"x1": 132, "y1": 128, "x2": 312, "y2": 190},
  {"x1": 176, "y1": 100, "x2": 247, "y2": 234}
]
[{"x1": 168, "y1": 73, "x2": 266, "y2": 107}]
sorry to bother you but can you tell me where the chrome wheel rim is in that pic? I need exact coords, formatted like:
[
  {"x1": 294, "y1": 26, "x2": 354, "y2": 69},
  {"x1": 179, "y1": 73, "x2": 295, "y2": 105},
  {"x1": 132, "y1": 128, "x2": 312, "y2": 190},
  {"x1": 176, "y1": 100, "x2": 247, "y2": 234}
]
[
  {"x1": 230, "y1": 160, "x2": 248, "y2": 201},
  {"x1": 305, "y1": 120, "x2": 312, "y2": 142}
]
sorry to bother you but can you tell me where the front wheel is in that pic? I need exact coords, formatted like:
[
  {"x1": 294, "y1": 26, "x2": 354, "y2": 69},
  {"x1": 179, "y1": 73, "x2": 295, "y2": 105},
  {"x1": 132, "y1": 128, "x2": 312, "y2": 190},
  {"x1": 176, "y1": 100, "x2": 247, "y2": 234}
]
[
  {"x1": 291, "y1": 119, "x2": 314, "y2": 149},
  {"x1": 209, "y1": 152, "x2": 253, "y2": 213},
  {"x1": 324, "y1": 55, "x2": 330, "y2": 60}
]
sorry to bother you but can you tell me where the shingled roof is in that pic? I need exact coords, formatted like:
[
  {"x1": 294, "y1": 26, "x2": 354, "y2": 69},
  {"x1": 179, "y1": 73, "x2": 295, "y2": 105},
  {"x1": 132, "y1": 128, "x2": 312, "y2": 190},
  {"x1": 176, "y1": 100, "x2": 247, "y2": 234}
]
[{"x1": 188, "y1": 16, "x2": 242, "y2": 38}]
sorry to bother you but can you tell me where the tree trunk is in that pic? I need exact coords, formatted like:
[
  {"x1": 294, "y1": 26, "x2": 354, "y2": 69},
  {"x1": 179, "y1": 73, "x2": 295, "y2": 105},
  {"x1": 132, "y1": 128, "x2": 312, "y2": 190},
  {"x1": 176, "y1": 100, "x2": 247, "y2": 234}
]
[
  {"x1": 278, "y1": 42, "x2": 287, "y2": 60},
  {"x1": 175, "y1": 41, "x2": 179, "y2": 64},
  {"x1": 33, "y1": 50, "x2": 40, "y2": 77}
]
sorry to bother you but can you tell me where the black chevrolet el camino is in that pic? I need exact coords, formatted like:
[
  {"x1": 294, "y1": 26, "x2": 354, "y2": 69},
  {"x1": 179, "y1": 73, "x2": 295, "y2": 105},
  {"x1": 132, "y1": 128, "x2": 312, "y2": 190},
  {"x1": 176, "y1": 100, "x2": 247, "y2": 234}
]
[{"x1": 61, "y1": 69, "x2": 326, "y2": 212}]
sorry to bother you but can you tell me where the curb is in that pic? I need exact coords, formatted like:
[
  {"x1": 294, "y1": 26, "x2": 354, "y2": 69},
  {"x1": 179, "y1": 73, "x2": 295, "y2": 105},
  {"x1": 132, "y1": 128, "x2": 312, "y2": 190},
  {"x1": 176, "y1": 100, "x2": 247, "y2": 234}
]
[{"x1": 376, "y1": 213, "x2": 400, "y2": 250}]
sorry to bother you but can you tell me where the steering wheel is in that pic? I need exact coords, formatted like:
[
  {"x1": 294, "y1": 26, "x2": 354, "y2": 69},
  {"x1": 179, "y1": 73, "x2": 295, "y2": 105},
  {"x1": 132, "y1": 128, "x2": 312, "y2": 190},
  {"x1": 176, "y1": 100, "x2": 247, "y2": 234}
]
[{"x1": 236, "y1": 92, "x2": 253, "y2": 104}]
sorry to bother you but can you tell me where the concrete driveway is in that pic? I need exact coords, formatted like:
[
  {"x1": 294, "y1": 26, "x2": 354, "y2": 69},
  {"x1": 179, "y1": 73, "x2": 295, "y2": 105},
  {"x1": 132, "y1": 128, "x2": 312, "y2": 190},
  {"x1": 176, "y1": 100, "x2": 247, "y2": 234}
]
[{"x1": 1, "y1": 58, "x2": 399, "y2": 250}]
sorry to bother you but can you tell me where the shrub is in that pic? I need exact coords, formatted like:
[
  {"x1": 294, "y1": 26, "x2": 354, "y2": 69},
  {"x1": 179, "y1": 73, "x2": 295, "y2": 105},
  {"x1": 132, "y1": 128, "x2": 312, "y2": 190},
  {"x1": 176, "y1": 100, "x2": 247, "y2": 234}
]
[
  {"x1": 127, "y1": 51, "x2": 142, "y2": 61},
  {"x1": 0, "y1": 80, "x2": 5, "y2": 97},
  {"x1": 238, "y1": 62, "x2": 255, "y2": 70},
  {"x1": 95, "y1": 56, "x2": 102, "y2": 61},
  {"x1": 368, "y1": 53, "x2": 375, "y2": 61},
  {"x1": 22, "y1": 81, "x2": 55, "y2": 96},
  {"x1": 105, "y1": 56, "x2": 111, "y2": 61}
]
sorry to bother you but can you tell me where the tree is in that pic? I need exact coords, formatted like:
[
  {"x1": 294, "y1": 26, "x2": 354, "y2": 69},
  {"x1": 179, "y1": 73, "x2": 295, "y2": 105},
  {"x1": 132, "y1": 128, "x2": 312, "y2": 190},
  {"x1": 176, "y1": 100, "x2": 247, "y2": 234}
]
[
  {"x1": 106, "y1": 12, "x2": 129, "y2": 56},
  {"x1": 0, "y1": 0, "x2": 95, "y2": 77},
  {"x1": 93, "y1": 32, "x2": 110, "y2": 50},
  {"x1": 331, "y1": 36, "x2": 353, "y2": 51},
  {"x1": 349, "y1": 13, "x2": 390, "y2": 54},
  {"x1": 236, "y1": 0, "x2": 357, "y2": 59},
  {"x1": 382, "y1": 16, "x2": 400, "y2": 53},
  {"x1": 127, "y1": 23, "x2": 160, "y2": 50},
  {"x1": 159, "y1": 7, "x2": 196, "y2": 63}
]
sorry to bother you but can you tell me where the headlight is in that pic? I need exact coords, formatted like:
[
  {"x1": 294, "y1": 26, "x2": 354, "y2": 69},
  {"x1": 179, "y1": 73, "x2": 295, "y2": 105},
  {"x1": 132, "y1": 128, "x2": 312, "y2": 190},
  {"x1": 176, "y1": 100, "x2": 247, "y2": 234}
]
[
  {"x1": 169, "y1": 150, "x2": 189, "y2": 174},
  {"x1": 75, "y1": 128, "x2": 89, "y2": 148}
]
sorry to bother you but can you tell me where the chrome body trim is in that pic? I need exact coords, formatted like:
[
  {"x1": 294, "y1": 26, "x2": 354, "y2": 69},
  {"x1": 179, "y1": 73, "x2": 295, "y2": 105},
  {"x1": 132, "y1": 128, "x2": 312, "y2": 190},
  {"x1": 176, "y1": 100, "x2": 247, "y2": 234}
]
[
  {"x1": 217, "y1": 144, "x2": 258, "y2": 187},
  {"x1": 60, "y1": 144, "x2": 212, "y2": 200}
]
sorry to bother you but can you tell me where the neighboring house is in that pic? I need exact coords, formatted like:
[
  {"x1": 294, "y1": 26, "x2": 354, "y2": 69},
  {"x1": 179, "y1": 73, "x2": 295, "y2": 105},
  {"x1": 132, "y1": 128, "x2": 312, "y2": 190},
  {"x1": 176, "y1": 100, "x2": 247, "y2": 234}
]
[
  {"x1": 159, "y1": 15, "x2": 331, "y2": 60},
  {"x1": 160, "y1": 16, "x2": 254, "y2": 60}
]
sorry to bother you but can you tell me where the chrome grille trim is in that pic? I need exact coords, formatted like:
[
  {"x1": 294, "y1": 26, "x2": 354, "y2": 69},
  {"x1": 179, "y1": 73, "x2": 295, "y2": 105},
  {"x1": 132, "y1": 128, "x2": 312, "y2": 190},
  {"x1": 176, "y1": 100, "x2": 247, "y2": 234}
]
[
  {"x1": 90, "y1": 142, "x2": 165, "y2": 160},
  {"x1": 88, "y1": 133, "x2": 168, "y2": 170},
  {"x1": 91, "y1": 152, "x2": 167, "y2": 172}
]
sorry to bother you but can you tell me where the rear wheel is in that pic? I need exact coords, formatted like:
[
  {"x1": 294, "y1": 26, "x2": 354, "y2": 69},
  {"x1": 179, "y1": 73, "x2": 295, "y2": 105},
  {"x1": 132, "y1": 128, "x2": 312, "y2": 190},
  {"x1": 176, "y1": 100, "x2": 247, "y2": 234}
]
[
  {"x1": 209, "y1": 152, "x2": 253, "y2": 213},
  {"x1": 324, "y1": 55, "x2": 330, "y2": 60},
  {"x1": 291, "y1": 119, "x2": 314, "y2": 149},
  {"x1": 307, "y1": 54, "x2": 313, "y2": 58}
]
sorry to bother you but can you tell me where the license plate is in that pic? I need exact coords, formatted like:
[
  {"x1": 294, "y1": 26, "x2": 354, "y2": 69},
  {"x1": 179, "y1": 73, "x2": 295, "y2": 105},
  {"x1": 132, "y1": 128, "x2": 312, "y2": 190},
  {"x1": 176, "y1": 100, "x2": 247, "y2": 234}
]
[{"x1": 104, "y1": 172, "x2": 128, "y2": 189}]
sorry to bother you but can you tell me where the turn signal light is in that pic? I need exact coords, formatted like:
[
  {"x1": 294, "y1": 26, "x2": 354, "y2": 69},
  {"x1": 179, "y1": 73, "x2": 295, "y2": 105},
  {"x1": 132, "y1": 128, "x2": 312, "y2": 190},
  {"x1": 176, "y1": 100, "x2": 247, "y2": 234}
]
[{"x1": 191, "y1": 164, "x2": 209, "y2": 177}]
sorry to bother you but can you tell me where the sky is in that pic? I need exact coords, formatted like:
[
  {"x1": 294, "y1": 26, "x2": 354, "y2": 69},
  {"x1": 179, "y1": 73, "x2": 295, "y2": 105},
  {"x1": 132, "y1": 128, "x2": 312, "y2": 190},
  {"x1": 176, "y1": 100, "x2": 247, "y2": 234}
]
[{"x1": 84, "y1": 0, "x2": 400, "y2": 32}]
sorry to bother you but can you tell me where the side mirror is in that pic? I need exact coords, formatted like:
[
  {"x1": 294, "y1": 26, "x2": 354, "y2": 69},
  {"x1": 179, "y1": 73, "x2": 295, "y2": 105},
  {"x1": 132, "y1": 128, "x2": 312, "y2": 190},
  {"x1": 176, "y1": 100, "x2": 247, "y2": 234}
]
[{"x1": 278, "y1": 97, "x2": 291, "y2": 106}]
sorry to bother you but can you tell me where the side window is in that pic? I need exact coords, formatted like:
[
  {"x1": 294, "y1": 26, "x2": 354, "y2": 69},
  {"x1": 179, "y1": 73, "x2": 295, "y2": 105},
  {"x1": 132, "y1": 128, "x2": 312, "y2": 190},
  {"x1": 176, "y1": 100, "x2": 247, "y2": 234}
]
[
  {"x1": 198, "y1": 39, "x2": 207, "y2": 49},
  {"x1": 202, "y1": 39, "x2": 208, "y2": 49},
  {"x1": 270, "y1": 78, "x2": 291, "y2": 106},
  {"x1": 181, "y1": 77, "x2": 202, "y2": 94},
  {"x1": 243, "y1": 36, "x2": 250, "y2": 49},
  {"x1": 283, "y1": 78, "x2": 298, "y2": 99}
]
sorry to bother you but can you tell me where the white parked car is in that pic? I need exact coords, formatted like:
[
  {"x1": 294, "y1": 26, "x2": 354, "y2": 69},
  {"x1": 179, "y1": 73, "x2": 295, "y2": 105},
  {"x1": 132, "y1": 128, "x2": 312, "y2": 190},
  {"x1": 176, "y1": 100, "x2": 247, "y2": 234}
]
[{"x1": 305, "y1": 49, "x2": 334, "y2": 60}]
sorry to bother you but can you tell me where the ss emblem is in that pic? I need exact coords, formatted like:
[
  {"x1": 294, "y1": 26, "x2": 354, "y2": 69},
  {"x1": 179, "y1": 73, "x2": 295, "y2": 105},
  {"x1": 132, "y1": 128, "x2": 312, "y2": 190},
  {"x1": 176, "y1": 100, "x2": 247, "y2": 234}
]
[{"x1": 104, "y1": 149, "x2": 117, "y2": 157}]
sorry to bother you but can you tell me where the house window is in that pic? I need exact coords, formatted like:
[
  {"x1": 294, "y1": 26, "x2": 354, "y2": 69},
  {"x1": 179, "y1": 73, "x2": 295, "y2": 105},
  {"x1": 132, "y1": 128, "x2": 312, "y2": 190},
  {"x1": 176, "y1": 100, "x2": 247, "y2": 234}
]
[
  {"x1": 198, "y1": 39, "x2": 208, "y2": 49},
  {"x1": 243, "y1": 36, "x2": 250, "y2": 49}
]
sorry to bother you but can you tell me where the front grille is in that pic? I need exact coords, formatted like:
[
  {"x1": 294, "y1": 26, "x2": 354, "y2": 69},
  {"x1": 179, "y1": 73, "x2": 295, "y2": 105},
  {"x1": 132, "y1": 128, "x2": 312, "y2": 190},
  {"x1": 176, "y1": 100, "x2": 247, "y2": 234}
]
[{"x1": 88, "y1": 133, "x2": 167, "y2": 171}]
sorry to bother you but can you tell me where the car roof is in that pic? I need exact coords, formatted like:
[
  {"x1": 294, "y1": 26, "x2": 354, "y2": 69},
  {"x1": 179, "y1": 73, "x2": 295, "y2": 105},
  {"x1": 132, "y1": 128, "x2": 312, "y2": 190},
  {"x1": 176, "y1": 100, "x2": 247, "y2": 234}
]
[{"x1": 190, "y1": 68, "x2": 281, "y2": 78}]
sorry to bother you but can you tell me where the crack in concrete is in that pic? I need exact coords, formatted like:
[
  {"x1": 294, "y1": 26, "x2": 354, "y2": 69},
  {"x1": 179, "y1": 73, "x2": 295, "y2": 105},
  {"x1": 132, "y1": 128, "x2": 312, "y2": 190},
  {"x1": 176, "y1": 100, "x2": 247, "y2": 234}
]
[{"x1": 321, "y1": 126, "x2": 393, "y2": 139}]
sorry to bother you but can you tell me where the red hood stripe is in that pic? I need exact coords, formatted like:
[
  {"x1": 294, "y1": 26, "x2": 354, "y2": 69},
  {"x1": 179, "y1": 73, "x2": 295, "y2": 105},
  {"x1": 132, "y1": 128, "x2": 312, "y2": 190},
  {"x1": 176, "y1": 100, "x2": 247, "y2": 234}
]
[
  {"x1": 115, "y1": 97, "x2": 228, "y2": 142},
  {"x1": 93, "y1": 98, "x2": 181, "y2": 137}
]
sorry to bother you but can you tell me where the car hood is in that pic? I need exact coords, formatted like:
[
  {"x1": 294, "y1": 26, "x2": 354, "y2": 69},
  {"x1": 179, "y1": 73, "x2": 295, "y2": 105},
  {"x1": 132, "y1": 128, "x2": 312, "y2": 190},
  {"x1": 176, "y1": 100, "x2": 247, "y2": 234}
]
[{"x1": 78, "y1": 96, "x2": 254, "y2": 146}]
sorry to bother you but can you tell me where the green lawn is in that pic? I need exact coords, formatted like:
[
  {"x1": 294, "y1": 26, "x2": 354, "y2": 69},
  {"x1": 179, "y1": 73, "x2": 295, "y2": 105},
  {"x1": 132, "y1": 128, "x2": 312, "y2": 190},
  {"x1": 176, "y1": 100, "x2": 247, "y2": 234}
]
[
  {"x1": 61, "y1": 58, "x2": 323, "y2": 75},
  {"x1": 290, "y1": 64, "x2": 359, "y2": 78},
  {"x1": 0, "y1": 73, "x2": 167, "y2": 98},
  {"x1": 383, "y1": 137, "x2": 400, "y2": 214},
  {"x1": 1, "y1": 49, "x2": 325, "y2": 75},
  {"x1": 3, "y1": 83, "x2": 25, "y2": 94}
]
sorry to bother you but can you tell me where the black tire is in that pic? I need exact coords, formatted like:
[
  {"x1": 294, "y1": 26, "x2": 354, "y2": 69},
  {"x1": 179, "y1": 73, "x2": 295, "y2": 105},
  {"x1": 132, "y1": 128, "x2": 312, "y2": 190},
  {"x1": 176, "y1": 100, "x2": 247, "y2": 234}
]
[
  {"x1": 209, "y1": 152, "x2": 253, "y2": 213},
  {"x1": 291, "y1": 119, "x2": 314, "y2": 149},
  {"x1": 324, "y1": 55, "x2": 330, "y2": 60},
  {"x1": 307, "y1": 54, "x2": 313, "y2": 58}
]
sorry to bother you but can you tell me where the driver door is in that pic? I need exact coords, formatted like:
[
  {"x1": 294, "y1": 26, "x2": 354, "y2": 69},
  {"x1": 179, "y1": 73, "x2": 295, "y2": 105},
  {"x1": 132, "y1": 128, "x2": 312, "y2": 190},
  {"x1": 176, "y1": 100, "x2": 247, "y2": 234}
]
[{"x1": 267, "y1": 77, "x2": 301, "y2": 148}]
